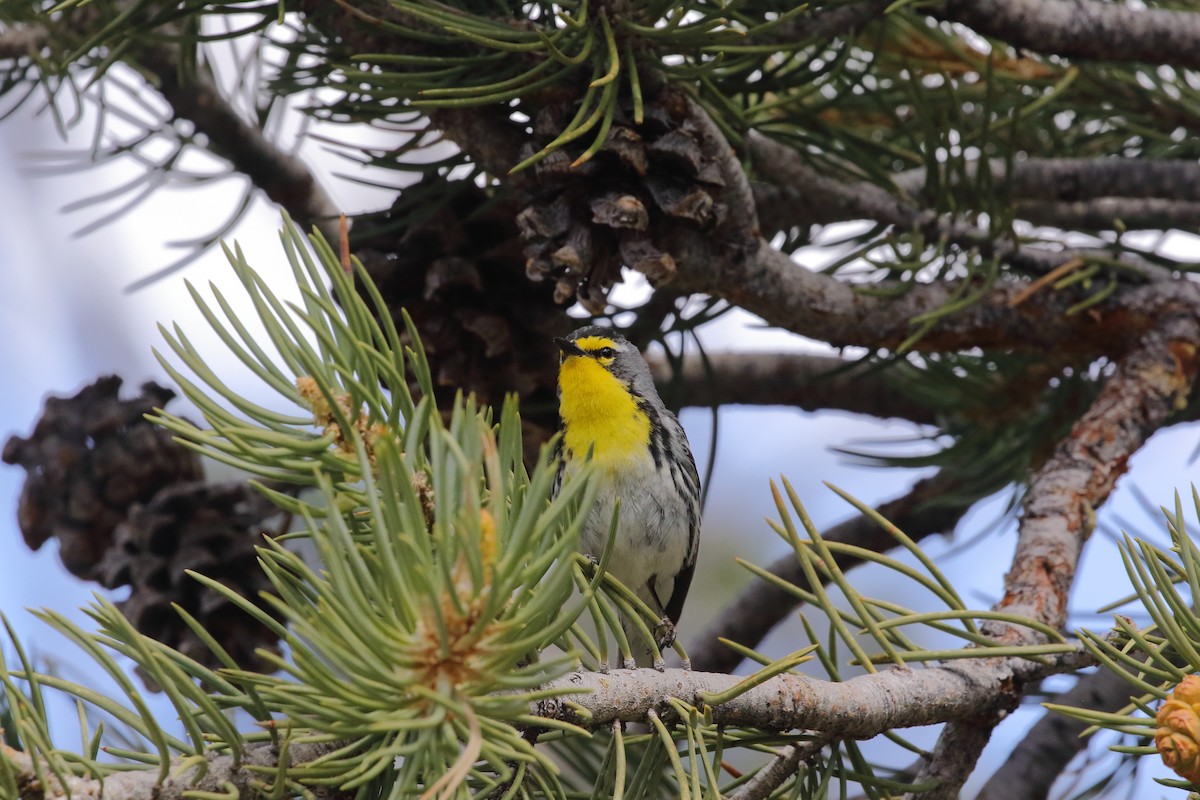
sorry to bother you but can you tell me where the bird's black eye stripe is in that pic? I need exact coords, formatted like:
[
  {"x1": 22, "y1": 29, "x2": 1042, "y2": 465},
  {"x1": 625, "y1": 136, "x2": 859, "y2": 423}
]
[{"x1": 595, "y1": 347, "x2": 616, "y2": 359}]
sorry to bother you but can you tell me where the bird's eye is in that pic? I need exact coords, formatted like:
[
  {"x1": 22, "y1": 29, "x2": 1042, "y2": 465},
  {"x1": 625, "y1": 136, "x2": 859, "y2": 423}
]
[{"x1": 596, "y1": 347, "x2": 616, "y2": 359}]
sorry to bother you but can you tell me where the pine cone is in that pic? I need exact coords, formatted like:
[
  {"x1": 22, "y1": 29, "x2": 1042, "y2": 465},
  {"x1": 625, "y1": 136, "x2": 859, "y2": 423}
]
[
  {"x1": 518, "y1": 84, "x2": 728, "y2": 313},
  {"x1": 1157, "y1": 674, "x2": 1200, "y2": 784},
  {"x1": 352, "y1": 181, "x2": 573, "y2": 453},
  {"x1": 96, "y1": 481, "x2": 281, "y2": 675},
  {"x1": 2, "y1": 377, "x2": 202, "y2": 579}
]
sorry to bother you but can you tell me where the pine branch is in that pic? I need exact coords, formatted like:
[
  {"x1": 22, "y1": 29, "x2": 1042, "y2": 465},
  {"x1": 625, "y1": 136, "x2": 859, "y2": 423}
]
[
  {"x1": 2, "y1": 741, "x2": 343, "y2": 800},
  {"x1": 747, "y1": 131, "x2": 1177, "y2": 280},
  {"x1": 747, "y1": 131, "x2": 916, "y2": 233},
  {"x1": 263, "y1": 0, "x2": 1198, "y2": 361},
  {"x1": 976, "y1": 667, "x2": 1135, "y2": 800},
  {"x1": 910, "y1": 715, "x2": 997, "y2": 800},
  {"x1": 670, "y1": 119, "x2": 1194, "y2": 351},
  {"x1": 3, "y1": 647, "x2": 1095, "y2": 800},
  {"x1": 671, "y1": 122, "x2": 1200, "y2": 358},
  {"x1": 671, "y1": 228, "x2": 1194, "y2": 353},
  {"x1": 0, "y1": 16, "x2": 340, "y2": 246},
  {"x1": 133, "y1": 42, "x2": 341, "y2": 241},
  {"x1": 727, "y1": 736, "x2": 833, "y2": 800},
  {"x1": 908, "y1": 311, "x2": 1200, "y2": 799},
  {"x1": 936, "y1": 0, "x2": 1200, "y2": 70},
  {"x1": 758, "y1": 154, "x2": 1200, "y2": 232},
  {"x1": 889, "y1": 157, "x2": 1200, "y2": 232},
  {"x1": 751, "y1": 0, "x2": 886, "y2": 45},
  {"x1": 749, "y1": 0, "x2": 1200, "y2": 74},
  {"x1": 531, "y1": 651, "x2": 1095, "y2": 734},
  {"x1": 647, "y1": 352, "x2": 939, "y2": 425},
  {"x1": 1014, "y1": 198, "x2": 1200, "y2": 233},
  {"x1": 999, "y1": 314, "x2": 1200, "y2": 639},
  {"x1": 688, "y1": 468, "x2": 975, "y2": 674},
  {"x1": 892, "y1": 158, "x2": 1200, "y2": 204}
]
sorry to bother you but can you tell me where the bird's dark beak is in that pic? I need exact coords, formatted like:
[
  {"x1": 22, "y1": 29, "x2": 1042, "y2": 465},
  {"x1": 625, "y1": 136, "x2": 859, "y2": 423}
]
[{"x1": 555, "y1": 337, "x2": 584, "y2": 357}]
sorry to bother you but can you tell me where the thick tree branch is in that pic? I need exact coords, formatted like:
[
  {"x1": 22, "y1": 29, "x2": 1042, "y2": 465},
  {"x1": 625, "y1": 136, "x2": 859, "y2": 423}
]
[
  {"x1": 688, "y1": 468, "x2": 976, "y2": 674},
  {"x1": 937, "y1": 0, "x2": 1200, "y2": 70},
  {"x1": 908, "y1": 312, "x2": 1200, "y2": 799},
  {"x1": 995, "y1": 314, "x2": 1200, "y2": 638},
  {"x1": 647, "y1": 352, "x2": 939, "y2": 425}
]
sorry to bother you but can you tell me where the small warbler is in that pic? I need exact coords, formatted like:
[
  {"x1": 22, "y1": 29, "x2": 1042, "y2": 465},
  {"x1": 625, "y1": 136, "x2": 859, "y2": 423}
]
[{"x1": 553, "y1": 326, "x2": 701, "y2": 659}]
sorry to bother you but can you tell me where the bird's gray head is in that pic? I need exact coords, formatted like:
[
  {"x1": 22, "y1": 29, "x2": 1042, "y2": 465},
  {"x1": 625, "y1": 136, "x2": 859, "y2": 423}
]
[{"x1": 554, "y1": 326, "x2": 658, "y2": 402}]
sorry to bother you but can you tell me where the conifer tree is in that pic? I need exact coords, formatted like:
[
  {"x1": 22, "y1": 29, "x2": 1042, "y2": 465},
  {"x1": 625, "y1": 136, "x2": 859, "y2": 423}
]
[{"x1": 2, "y1": 1, "x2": 1200, "y2": 798}]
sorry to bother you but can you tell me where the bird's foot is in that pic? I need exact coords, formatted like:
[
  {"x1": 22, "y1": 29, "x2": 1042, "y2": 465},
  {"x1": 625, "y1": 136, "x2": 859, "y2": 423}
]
[{"x1": 653, "y1": 617, "x2": 677, "y2": 651}]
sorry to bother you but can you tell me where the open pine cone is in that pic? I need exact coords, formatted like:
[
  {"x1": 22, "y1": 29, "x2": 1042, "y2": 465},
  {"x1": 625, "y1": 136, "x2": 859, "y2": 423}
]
[
  {"x1": 353, "y1": 181, "x2": 573, "y2": 452},
  {"x1": 4, "y1": 377, "x2": 284, "y2": 678},
  {"x1": 96, "y1": 481, "x2": 282, "y2": 676},
  {"x1": 518, "y1": 85, "x2": 729, "y2": 313},
  {"x1": 2, "y1": 377, "x2": 202, "y2": 579}
]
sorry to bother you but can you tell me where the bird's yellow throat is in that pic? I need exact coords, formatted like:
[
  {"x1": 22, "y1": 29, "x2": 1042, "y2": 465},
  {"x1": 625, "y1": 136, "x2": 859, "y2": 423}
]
[{"x1": 558, "y1": 352, "x2": 651, "y2": 468}]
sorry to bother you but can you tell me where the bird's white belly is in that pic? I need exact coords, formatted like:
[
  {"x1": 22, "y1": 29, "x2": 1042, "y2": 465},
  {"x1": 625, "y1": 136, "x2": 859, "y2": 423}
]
[{"x1": 578, "y1": 457, "x2": 691, "y2": 612}]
